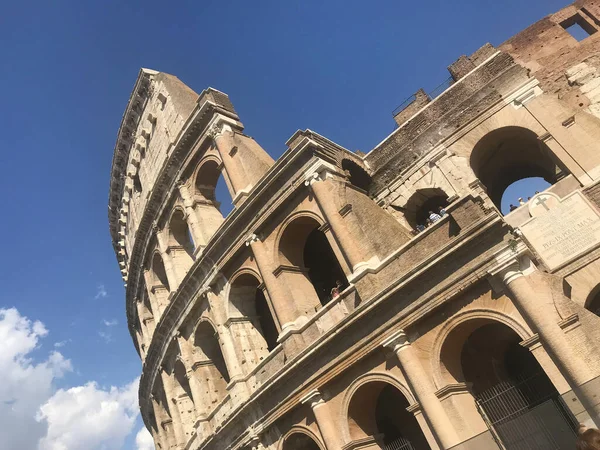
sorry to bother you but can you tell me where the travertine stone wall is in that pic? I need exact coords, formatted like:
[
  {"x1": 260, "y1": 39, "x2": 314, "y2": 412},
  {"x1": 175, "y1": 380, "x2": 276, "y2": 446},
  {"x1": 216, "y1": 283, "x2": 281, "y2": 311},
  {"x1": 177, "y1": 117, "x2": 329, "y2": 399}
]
[{"x1": 108, "y1": 2, "x2": 600, "y2": 449}]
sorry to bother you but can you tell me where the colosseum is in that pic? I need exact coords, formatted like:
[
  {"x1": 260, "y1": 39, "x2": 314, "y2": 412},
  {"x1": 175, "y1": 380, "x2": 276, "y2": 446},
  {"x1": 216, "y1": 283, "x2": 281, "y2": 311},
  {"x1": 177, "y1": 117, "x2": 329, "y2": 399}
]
[{"x1": 109, "y1": 2, "x2": 600, "y2": 449}]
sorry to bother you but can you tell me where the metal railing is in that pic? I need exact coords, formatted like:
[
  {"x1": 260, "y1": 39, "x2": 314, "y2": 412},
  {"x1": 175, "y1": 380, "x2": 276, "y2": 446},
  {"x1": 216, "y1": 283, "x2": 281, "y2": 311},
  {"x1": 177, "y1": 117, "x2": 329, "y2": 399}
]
[{"x1": 392, "y1": 76, "x2": 454, "y2": 120}]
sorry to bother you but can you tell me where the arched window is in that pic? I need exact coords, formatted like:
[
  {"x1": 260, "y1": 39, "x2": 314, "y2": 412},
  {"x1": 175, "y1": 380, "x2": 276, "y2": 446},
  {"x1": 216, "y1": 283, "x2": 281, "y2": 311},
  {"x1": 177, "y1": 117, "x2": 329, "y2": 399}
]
[
  {"x1": 194, "y1": 321, "x2": 230, "y2": 384},
  {"x1": 173, "y1": 359, "x2": 193, "y2": 401},
  {"x1": 397, "y1": 188, "x2": 450, "y2": 230},
  {"x1": 152, "y1": 253, "x2": 170, "y2": 291},
  {"x1": 169, "y1": 209, "x2": 195, "y2": 257},
  {"x1": 441, "y1": 320, "x2": 578, "y2": 448},
  {"x1": 230, "y1": 273, "x2": 279, "y2": 352},
  {"x1": 342, "y1": 159, "x2": 372, "y2": 192},
  {"x1": 195, "y1": 160, "x2": 221, "y2": 201},
  {"x1": 470, "y1": 126, "x2": 568, "y2": 214},
  {"x1": 304, "y1": 228, "x2": 348, "y2": 305},
  {"x1": 279, "y1": 216, "x2": 348, "y2": 307},
  {"x1": 347, "y1": 381, "x2": 431, "y2": 448},
  {"x1": 282, "y1": 432, "x2": 322, "y2": 450},
  {"x1": 586, "y1": 286, "x2": 600, "y2": 317},
  {"x1": 195, "y1": 159, "x2": 234, "y2": 217}
]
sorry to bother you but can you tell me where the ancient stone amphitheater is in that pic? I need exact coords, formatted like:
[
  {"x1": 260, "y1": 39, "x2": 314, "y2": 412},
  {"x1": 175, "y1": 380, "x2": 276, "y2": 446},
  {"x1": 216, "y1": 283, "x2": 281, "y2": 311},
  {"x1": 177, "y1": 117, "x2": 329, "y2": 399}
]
[{"x1": 109, "y1": 2, "x2": 600, "y2": 449}]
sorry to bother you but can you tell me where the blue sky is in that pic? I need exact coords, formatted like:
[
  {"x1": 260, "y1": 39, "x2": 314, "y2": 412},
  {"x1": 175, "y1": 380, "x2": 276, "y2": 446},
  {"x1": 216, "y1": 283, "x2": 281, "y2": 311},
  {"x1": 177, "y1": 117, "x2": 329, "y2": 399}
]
[{"x1": 0, "y1": 0, "x2": 569, "y2": 448}]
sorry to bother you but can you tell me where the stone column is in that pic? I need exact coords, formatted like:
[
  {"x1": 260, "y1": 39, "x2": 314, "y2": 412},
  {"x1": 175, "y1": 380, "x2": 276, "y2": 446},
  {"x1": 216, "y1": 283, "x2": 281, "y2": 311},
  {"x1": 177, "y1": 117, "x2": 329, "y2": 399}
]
[
  {"x1": 209, "y1": 123, "x2": 245, "y2": 196},
  {"x1": 301, "y1": 390, "x2": 343, "y2": 450},
  {"x1": 177, "y1": 182, "x2": 206, "y2": 248},
  {"x1": 383, "y1": 331, "x2": 460, "y2": 449},
  {"x1": 306, "y1": 173, "x2": 365, "y2": 272},
  {"x1": 497, "y1": 264, "x2": 598, "y2": 403},
  {"x1": 160, "y1": 370, "x2": 186, "y2": 448},
  {"x1": 151, "y1": 395, "x2": 176, "y2": 450},
  {"x1": 245, "y1": 234, "x2": 300, "y2": 331},
  {"x1": 135, "y1": 300, "x2": 150, "y2": 347},
  {"x1": 154, "y1": 226, "x2": 180, "y2": 289},
  {"x1": 177, "y1": 336, "x2": 205, "y2": 411},
  {"x1": 143, "y1": 271, "x2": 165, "y2": 317}
]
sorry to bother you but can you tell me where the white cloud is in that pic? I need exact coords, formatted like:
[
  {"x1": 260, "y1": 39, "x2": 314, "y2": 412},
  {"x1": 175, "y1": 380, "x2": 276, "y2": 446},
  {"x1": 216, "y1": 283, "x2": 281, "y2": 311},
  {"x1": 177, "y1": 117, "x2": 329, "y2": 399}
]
[
  {"x1": 103, "y1": 319, "x2": 118, "y2": 327},
  {"x1": 0, "y1": 307, "x2": 143, "y2": 450},
  {"x1": 94, "y1": 284, "x2": 108, "y2": 300},
  {"x1": 135, "y1": 426, "x2": 154, "y2": 450},
  {"x1": 0, "y1": 308, "x2": 72, "y2": 450},
  {"x1": 37, "y1": 378, "x2": 140, "y2": 450},
  {"x1": 53, "y1": 340, "x2": 70, "y2": 348},
  {"x1": 98, "y1": 330, "x2": 113, "y2": 343}
]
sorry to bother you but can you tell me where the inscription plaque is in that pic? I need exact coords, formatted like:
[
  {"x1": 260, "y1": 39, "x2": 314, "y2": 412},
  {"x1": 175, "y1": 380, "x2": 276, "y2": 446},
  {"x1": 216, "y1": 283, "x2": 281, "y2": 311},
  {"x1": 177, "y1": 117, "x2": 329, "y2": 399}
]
[{"x1": 520, "y1": 191, "x2": 600, "y2": 271}]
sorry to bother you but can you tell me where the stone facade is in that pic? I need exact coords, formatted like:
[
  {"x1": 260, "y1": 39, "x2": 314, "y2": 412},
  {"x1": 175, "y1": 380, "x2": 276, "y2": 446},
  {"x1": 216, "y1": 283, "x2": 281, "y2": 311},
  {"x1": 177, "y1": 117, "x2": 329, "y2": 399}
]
[{"x1": 109, "y1": 2, "x2": 600, "y2": 449}]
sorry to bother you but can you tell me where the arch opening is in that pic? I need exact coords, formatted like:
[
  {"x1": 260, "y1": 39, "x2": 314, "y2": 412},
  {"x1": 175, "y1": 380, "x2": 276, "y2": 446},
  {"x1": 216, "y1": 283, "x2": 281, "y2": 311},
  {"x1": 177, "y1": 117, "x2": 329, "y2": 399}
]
[
  {"x1": 470, "y1": 126, "x2": 568, "y2": 214},
  {"x1": 342, "y1": 159, "x2": 372, "y2": 192},
  {"x1": 152, "y1": 253, "x2": 170, "y2": 291},
  {"x1": 401, "y1": 188, "x2": 449, "y2": 230},
  {"x1": 194, "y1": 158, "x2": 234, "y2": 218},
  {"x1": 194, "y1": 321, "x2": 230, "y2": 384},
  {"x1": 347, "y1": 380, "x2": 431, "y2": 448},
  {"x1": 169, "y1": 210, "x2": 195, "y2": 257},
  {"x1": 303, "y1": 228, "x2": 348, "y2": 306},
  {"x1": 444, "y1": 321, "x2": 577, "y2": 449},
  {"x1": 586, "y1": 285, "x2": 600, "y2": 317},
  {"x1": 230, "y1": 273, "x2": 279, "y2": 352},
  {"x1": 282, "y1": 432, "x2": 321, "y2": 450}
]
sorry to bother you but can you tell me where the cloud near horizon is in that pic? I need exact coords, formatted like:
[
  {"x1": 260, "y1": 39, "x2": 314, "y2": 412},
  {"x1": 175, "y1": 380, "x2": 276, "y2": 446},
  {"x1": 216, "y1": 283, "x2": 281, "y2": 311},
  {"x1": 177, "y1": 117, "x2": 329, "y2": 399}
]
[{"x1": 0, "y1": 307, "x2": 149, "y2": 450}]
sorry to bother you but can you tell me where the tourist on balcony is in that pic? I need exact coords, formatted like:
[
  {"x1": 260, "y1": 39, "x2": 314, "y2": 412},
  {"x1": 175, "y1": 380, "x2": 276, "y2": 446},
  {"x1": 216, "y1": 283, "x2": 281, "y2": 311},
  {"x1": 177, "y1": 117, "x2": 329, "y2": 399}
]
[
  {"x1": 428, "y1": 210, "x2": 442, "y2": 223},
  {"x1": 437, "y1": 206, "x2": 447, "y2": 217}
]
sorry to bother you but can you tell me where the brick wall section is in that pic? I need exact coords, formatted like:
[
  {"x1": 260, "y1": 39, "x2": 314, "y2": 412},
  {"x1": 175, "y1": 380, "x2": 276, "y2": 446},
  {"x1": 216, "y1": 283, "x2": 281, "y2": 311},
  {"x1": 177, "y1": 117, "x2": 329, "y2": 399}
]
[
  {"x1": 499, "y1": 0, "x2": 600, "y2": 111},
  {"x1": 366, "y1": 52, "x2": 527, "y2": 196},
  {"x1": 393, "y1": 89, "x2": 431, "y2": 127}
]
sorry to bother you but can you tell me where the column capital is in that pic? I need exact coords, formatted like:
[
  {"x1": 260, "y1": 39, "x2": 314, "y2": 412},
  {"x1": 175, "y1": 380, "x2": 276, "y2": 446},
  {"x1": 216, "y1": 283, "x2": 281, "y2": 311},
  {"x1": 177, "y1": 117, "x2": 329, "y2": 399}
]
[
  {"x1": 300, "y1": 389, "x2": 325, "y2": 408},
  {"x1": 381, "y1": 329, "x2": 410, "y2": 353},
  {"x1": 489, "y1": 258, "x2": 524, "y2": 286},
  {"x1": 207, "y1": 121, "x2": 233, "y2": 140},
  {"x1": 245, "y1": 233, "x2": 261, "y2": 247},
  {"x1": 304, "y1": 172, "x2": 323, "y2": 186}
]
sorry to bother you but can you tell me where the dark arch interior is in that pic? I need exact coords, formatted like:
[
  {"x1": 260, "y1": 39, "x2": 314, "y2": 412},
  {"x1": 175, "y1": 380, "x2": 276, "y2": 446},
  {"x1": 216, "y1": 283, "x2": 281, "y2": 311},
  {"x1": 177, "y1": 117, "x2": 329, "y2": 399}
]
[
  {"x1": 255, "y1": 288, "x2": 279, "y2": 351},
  {"x1": 460, "y1": 323, "x2": 577, "y2": 448},
  {"x1": 231, "y1": 273, "x2": 279, "y2": 352},
  {"x1": 195, "y1": 160, "x2": 221, "y2": 201},
  {"x1": 173, "y1": 358, "x2": 193, "y2": 399},
  {"x1": 342, "y1": 159, "x2": 372, "y2": 192},
  {"x1": 470, "y1": 126, "x2": 568, "y2": 211},
  {"x1": 282, "y1": 433, "x2": 321, "y2": 450},
  {"x1": 169, "y1": 210, "x2": 195, "y2": 256},
  {"x1": 133, "y1": 173, "x2": 142, "y2": 194},
  {"x1": 194, "y1": 321, "x2": 230, "y2": 383},
  {"x1": 303, "y1": 228, "x2": 348, "y2": 306},
  {"x1": 586, "y1": 286, "x2": 600, "y2": 317},
  {"x1": 348, "y1": 381, "x2": 431, "y2": 449},
  {"x1": 399, "y1": 188, "x2": 449, "y2": 229},
  {"x1": 152, "y1": 253, "x2": 170, "y2": 291}
]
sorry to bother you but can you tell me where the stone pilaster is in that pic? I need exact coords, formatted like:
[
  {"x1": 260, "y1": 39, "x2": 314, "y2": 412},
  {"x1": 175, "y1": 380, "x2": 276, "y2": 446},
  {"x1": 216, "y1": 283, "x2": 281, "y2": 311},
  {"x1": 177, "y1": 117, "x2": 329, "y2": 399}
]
[
  {"x1": 301, "y1": 389, "x2": 342, "y2": 450},
  {"x1": 209, "y1": 123, "x2": 246, "y2": 197},
  {"x1": 493, "y1": 260, "x2": 600, "y2": 423},
  {"x1": 151, "y1": 395, "x2": 177, "y2": 450},
  {"x1": 160, "y1": 370, "x2": 186, "y2": 449},
  {"x1": 176, "y1": 181, "x2": 206, "y2": 249},
  {"x1": 154, "y1": 226, "x2": 180, "y2": 289},
  {"x1": 305, "y1": 172, "x2": 366, "y2": 273},
  {"x1": 382, "y1": 330, "x2": 460, "y2": 449},
  {"x1": 245, "y1": 234, "x2": 302, "y2": 332}
]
